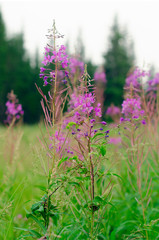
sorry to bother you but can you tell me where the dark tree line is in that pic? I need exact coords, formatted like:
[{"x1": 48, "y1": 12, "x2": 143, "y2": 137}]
[
  {"x1": 0, "y1": 11, "x2": 43, "y2": 124},
  {"x1": 0, "y1": 11, "x2": 135, "y2": 124}
]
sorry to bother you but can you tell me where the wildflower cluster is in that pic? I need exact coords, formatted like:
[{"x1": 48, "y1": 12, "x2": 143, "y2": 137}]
[
  {"x1": 4, "y1": 90, "x2": 24, "y2": 125},
  {"x1": 121, "y1": 98, "x2": 145, "y2": 124},
  {"x1": 40, "y1": 45, "x2": 69, "y2": 86},
  {"x1": 148, "y1": 72, "x2": 159, "y2": 89},
  {"x1": 66, "y1": 92, "x2": 102, "y2": 124},
  {"x1": 126, "y1": 67, "x2": 150, "y2": 89}
]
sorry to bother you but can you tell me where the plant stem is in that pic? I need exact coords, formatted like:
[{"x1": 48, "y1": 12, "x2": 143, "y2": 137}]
[{"x1": 88, "y1": 132, "x2": 94, "y2": 239}]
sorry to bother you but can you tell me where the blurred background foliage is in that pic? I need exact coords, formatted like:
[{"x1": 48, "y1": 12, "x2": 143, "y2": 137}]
[{"x1": 0, "y1": 11, "x2": 135, "y2": 124}]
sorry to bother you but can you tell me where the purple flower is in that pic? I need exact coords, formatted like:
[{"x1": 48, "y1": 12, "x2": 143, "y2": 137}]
[
  {"x1": 101, "y1": 121, "x2": 107, "y2": 125},
  {"x1": 121, "y1": 98, "x2": 141, "y2": 118},
  {"x1": 120, "y1": 117, "x2": 124, "y2": 122},
  {"x1": 94, "y1": 103, "x2": 102, "y2": 117},
  {"x1": 105, "y1": 130, "x2": 109, "y2": 134},
  {"x1": 125, "y1": 67, "x2": 150, "y2": 88},
  {"x1": 84, "y1": 132, "x2": 88, "y2": 137},
  {"x1": 141, "y1": 119, "x2": 146, "y2": 125},
  {"x1": 148, "y1": 73, "x2": 159, "y2": 87},
  {"x1": 94, "y1": 71, "x2": 107, "y2": 83},
  {"x1": 90, "y1": 119, "x2": 95, "y2": 124},
  {"x1": 39, "y1": 73, "x2": 44, "y2": 78},
  {"x1": 50, "y1": 72, "x2": 56, "y2": 78},
  {"x1": 44, "y1": 76, "x2": 48, "y2": 80},
  {"x1": 62, "y1": 79, "x2": 67, "y2": 84},
  {"x1": 44, "y1": 80, "x2": 48, "y2": 86},
  {"x1": 65, "y1": 70, "x2": 69, "y2": 77},
  {"x1": 40, "y1": 67, "x2": 46, "y2": 72}
]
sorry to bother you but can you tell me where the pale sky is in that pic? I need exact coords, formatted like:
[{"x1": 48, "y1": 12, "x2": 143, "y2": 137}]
[{"x1": 0, "y1": 0, "x2": 159, "y2": 71}]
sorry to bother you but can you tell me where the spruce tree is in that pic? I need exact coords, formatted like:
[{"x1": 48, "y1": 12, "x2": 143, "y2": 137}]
[{"x1": 103, "y1": 17, "x2": 135, "y2": 110}]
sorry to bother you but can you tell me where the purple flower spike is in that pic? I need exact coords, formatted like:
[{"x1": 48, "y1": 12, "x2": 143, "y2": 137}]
[{"x1": 101, "y1": 121, "x2": 107, "y2": 125}]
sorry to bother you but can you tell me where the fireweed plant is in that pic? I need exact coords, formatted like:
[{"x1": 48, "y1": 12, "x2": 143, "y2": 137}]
[
  {"x1": 23, "y1": 22, "x2": 114, "y2": 239},
  {"x1": 114, "y1": 68, "x2": 159, "y2": 239},
  {"x1": 4, "y1": 90, "x2": 24, "y2": 164}
]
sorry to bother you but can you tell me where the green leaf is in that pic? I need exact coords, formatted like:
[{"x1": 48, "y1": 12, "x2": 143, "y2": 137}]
[
  {"x1": 41, "y1": 194, "x2": 48, "y2": 202},
  {"x1": 91, "y1": 132, "x2": 104, "y2": 140},
  {"x1": 68, "y1": 181, "x2": 80, "y2": 187},
  {"x1": 34, "y1": 185, "x2": 47, "y2": 192},
  {"x1": 106, "y1": 172, "x2": 122, "y2": 180},
  {"x1": 93, "y1": 196, "x2": 104, "y2": 204},
  {"x1": 26, "y1": 213, "x2": 47, "y2": 234},
  {"x1": 50, "y1": 212, "x2": 59, "y2": 226},
  {"x1": 99, "y1": 145, "x2": 107, "y2": 156},
  {"x1": 15, "y1": 227, "x2": 42, "y2": 238},
  {"x1": 31, "y1": 202, "x2": 42, "y2": 212},
  {"x1": 69, "y1": 155, "x2": 78, "y2": 161},
  {"x1": 66, "y1": 122, "x2": 78, "y2": 129},
  {"x1": 97, "y1": 233, "x2": 107, "y2": 240},
  {"x1": 58, "y1": 156, "x2": 69, "y2": 167},
  {"x1": 37, "y1": 205, "x2": 44, "y2": 213}
]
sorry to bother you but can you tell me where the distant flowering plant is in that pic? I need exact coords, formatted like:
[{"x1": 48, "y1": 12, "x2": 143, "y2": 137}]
[
  {"x1": 106, "y1": 105, "x2": 121, "y2": 116},
  {"x1": 148, "y1": 73, "x2": 159, "y2": 91},
  {"x1": 121, "y1": 97, "x2": 145, "y2": 124},
  {"x1": 4, "y1": 90, "x2": 24, "y2": 125},
  {"x1": 69, "y1": 57, "x2": 84, "y2": 76},
  {"x1": 125, "y1": 67, "x2": 150, "y2": 89},
  {"x1": 94, "y1": 70, "x2": 107, "y2": 83}
]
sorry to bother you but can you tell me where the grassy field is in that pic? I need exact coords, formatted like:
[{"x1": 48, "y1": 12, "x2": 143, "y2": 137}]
[{"x1": 0, "y1": 124, "x2": 47, "y2": 239}]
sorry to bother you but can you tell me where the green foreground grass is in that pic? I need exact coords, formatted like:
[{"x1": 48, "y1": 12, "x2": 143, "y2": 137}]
[
  {"x1": 0, "y1": 124, "x2": 47, "y2": 239},
  {"x1": 0, "y1": 124, "x2": 159, "y2": 239}
]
